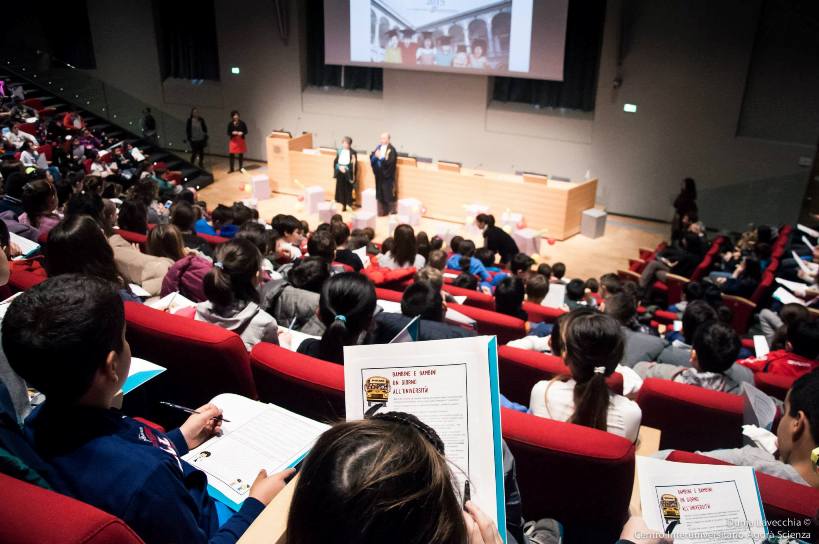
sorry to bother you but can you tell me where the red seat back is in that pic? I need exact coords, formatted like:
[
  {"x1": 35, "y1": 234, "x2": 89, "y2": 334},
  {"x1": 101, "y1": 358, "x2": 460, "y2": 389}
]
[
  {"x1": 498, "y1": 346, "x2": 623, "y2": 405},
  {"x1": 753, "y1": 372, "x2": 794, "y2": 402},
  {"x1": 116, "y1": 229, "x2": 148, "y2": 246},
  {"x1": 196, "y1": 232, "x2": 229, "y2": 246},
  {"x1": 636, "y1": 378, "x2": 744, "y2": 450},
  {"x1": 0, "y1": 473, "x2": 144, "y2": 544},
  {"x1": 448, "y1": 303, "x2": 526, "y2": 344},
  {"x1": 250, "y1": 342, "x2": 345, "y2": 422},
  {"x1": 374, "y1": 287, "x2": 403, "y2": 303},
  {"x1": 8, "y1": 265, "x2": 47, "y2": 292},
  {"x1": 522, "y1": 301, "x2": 565, "y2": 324},
  {"x1": 21, "y1": 98, "x2": 44, "y2": 111},
  {"x1": 124, "y1": 302, "x2": 256, "y2": 410},
  {"x1": 442, "y1": 284, "x2": 496, "y2": 311},
  {"x1": 667, "y1": 451, "x2": 819, "y2": 541},
  {"x1": 501, "y1": 409, "x2": 634, "y2": 542}
]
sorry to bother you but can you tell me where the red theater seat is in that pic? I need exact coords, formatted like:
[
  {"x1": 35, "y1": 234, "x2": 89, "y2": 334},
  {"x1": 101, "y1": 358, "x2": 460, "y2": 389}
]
[
  {"x1": 0, "y1": 473, "x2": 144, "y2": 544},
  {"x1": 8, "y1": 262, "x2": 47, "y2": 292},
  {"x1": 442, "y1": 283, "x2": 495, "y2": 311},
  {"x1": 124, "y1": 302, "x2": 256, "y2": 410},
  {"x1": 522, "y1": 301, "x2": 565, "y2": 324},
  {"x1": 196, "y1": 232, "x2": 229, "y2": 246},
  {"x1": 374, "y1": 287, "x2": 403, "y2": 303},
  {"x1": 115, "y1": 229, "x2": 148, "y2": 246},
  {"x1": 636, "y1": 378, "x2": 744, "y2": 450},
  {"x1": 754, "y1": 372, "x2": 794, "y2": 402},
  {"x1": 501, "y1": 409, "x2": 634, "y2": 542},
  {"x1": 498, "y1": 346, "x2": 623, "y2": 405},
  {"x1": 448, "y1": 303, "x2": 526, "y2": 344},
  {"x1": 666, "y1": 451, "x2": 819, "y2": 541},
  {"x1": 250, "y1": 342, "x2": 344, "y2": 422}
]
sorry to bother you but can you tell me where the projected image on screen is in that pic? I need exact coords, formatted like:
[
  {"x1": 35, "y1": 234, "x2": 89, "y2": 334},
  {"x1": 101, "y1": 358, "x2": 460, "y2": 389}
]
[
  {"x1": 362, "y1": 1, "x2": 513, "y2": 72},
  {"x1": 325, "y1": 0, "x2": 569, "y2": 81}
]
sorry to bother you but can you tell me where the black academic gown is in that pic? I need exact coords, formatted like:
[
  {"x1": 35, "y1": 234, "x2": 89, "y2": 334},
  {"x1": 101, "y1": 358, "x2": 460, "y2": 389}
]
[
  {"x1": 333, "y1": 148, "x2": 357, "y2": 207},
  {"x1": 370, "y1": 143, "x2": 397, "y2": 215}
]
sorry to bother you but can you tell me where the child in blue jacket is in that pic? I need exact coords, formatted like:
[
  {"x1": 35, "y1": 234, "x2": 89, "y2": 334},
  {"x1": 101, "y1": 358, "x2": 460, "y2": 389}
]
[{"x1": 3, "y1": 274, "x2": 291, "y2": 544}]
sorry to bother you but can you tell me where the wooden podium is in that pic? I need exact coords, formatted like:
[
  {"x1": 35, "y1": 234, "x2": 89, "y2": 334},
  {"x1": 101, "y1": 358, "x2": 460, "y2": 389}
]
[{"x1": 265, "y1": 132, "x2": 598, "y2": 240}]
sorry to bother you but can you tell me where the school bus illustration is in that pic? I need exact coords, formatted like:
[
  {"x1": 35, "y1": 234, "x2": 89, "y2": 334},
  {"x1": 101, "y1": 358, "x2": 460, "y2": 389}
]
[
  {"x1": 660, "y1": 494, "x2": 681, "y2": 522},
  {"x1": 364, "y1": 376, "x2": 390, "y2": 404}
]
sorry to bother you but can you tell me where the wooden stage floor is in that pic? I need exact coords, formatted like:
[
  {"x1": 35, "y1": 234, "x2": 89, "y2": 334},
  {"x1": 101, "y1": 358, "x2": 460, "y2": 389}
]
[{"x1": 196, "y1": 158, "x2": 668, "y2": 281}]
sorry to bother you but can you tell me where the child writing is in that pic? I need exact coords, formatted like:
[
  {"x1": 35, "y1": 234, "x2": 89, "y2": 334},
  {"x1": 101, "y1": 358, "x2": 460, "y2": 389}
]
[{"x1": 3, "y1": 275, "x2": 291, "y2": 543}]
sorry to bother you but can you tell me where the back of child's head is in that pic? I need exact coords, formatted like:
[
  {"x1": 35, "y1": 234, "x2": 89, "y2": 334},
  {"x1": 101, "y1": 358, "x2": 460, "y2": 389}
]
[
  {"x1": 562, "y1": 312, "x2": 624, "y2": 431},
  {"x1": 415, "y1": 267, "x2": 444, "y2": 291},
  {"x1": 599, "y1": 273, "x2": 622, "y2": 296},
  {"x1": 565, "y1": 279, "x2": 586, "y2": 301},
  {"x1": 449, "y1": 236, "x2": 463, "y2": 255},
  {"x1": 236, "y1": 223, "x2": 271, "y2": 256},
  {"x1": 780, "y1": 304, "x2": 810, "y2": 327},
  {"x1": 475, "y1": 248, "x2": 496, "y2": 268},
  {"x1": 457, "y1": 256, "x2": 471, "y2": 272},
  {"x1": 147, "y1": 223, "x2": 185, "y2": 261},
  {"x1": 525, "y1": 273, "x2": 549, "y2": 304},
  {"x1": 430, "y1": 235, "x2": 444, "y2": 251},
  {"x1": 64, "y1": 190, "x2": 104, "y2": 225},
  {"x1": 584, "y1": 278, "x2": 599, "y2": 294},
  {"x1": 3, "y1": 275, "x2": 125, "y2": 404},
  {"x1": 271, "y1": 214, "x2": 301, "y2": 236},
  {"x1": 552, "y1": 262, "x2": 566, "y2": 280},
  {"x1": 786, "y1": 371, "x2": 819, "y2": 447},
  {"x1": 703, "y1": 283, "x2": 723, "y2": 308},
  {"x1": 510, "y1": 253, "x2": 534, "y2": 276},
  {"x1": 211, "y1": 204, "x2": 234, "y2": 227},
  {"x1": 170, "y1": 200, "x2": 197, "y2": 232},
  {"x1": 416, "y1": 231, "x2": 430, "y2": 260},
  {"x1": 537, "y1": 263, "x2": 552, "y2": 280},
  {"x1": 693, "y1": 320, "x2": 740, "y2": 373},
  {"x1": 452, "y1": 272, "x2": 478, "y2": 290},
  {"x1": 427, "y1": 249, "x2": 447, "y2": 271},
  {"x1": 380, "y1": 237, "x2": 395, "y2": 255},
  {"x1": 22, "y1": 178, "x2": 55, "y2": 223},
  {"x1": 330, "y1": 213, "x2": 344, "y2": 225},
  {"x1": 289, "y1": 256, "x2": 331, "y2": 294},
  {"x1": 348, "y1": 232, "x2": 369, "y2": 251},
  {"x1": 682, "y1": 281, "x2": 704, "y2": 302},
  {"x1": 117, "y1": 199, "x2": 148, "y2": 234},
  {"x1": 603, "y1": 292, "x2": 636, "y2": 325},
  {"x1": 308, "y1": 229, "x2": 337, "y2": 262},
  {"x1": 318, "y1": 272, "x2": 376, "y2": 364},
  {"x1": 716, "y1": 304, "x2": 734, "y2": 325},
  {"x1": 787, "y1": 319, "x2": 819, "y2": 360},
  {"x1": 550, "y1": 307, "x2": 597, "y2": 357},
  {"x1": 681, "y1": 300, "x2": 718, "y2": 343},
  {"x1": 457, "y1": 239, "x2": 476, "y2": 257},
  {"x1": 362, "y1": 227, "x2": 376, "y2": 241},
  {"x1": 494, "y1": 276, "x2": 525, "y2": 318},
  {"x1": 204, "y1": 238, "x2": 262, "y2": 308},
  {"x1": 401, "y1": 281, "x2": 444, "y2": 322},
  {"x1": 330, "y1": 221, "x2": 350, "y2": 247},
  {"x1": 46, "y1": 214, "x2": 121, "y2": 286},
  {"x1": 286, "y1": 414, "x2": 465, "y2": 544}
]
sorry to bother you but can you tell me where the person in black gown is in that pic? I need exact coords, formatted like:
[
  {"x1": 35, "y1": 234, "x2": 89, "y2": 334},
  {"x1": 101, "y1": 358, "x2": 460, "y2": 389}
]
[
  {"x1": 333, "y1": 136, "x2": 357, "y2": 211},
  {"x1": 370, "y1": 132, "x2": 397, "y2": 216}
]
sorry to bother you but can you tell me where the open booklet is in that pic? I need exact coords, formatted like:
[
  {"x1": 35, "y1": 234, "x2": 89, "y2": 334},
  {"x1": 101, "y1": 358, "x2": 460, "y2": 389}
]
[
  {"x1": 10, "y1": 232, "x2": 41, "y2": 260},
  {"x1": 146, "y1": 291, "x2": 197, "y2": 314},
  {"x1": 637, "y1": 456, "x2": 767, "y2": 543},
  {"x1": 343, "y1": 336, "x2": 507, "y2": 541},
  {"x1": 182, "y1": 393, "x2": 330, "y2": 511}
]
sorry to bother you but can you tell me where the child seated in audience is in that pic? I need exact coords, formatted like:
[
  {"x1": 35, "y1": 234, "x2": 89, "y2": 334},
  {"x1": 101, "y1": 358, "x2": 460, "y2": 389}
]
[
  {"x1": 330, "y1": 221, "x2": 363, "y2": 272},
  {"x1": 306, "y1": 229, "x2": 337, "y2": 263},
  {"x1": 19, "y1": 178, "x2": 60, "y2": 235},
  {"x1": 297, "y1": 272, "x2": 376, "y2": 364},
  {"x1": 378, "y1": 224, "x2": 426, "y2": 270},
  {"x1": 604, "y1": 293, "x2": 665, "y2": 367},
  {"x1": 494, "y1": 276, "x2": 528, "y2": 322},
  {"x1": 509, "y1": 253, "x2": 535, "y2": 279},
  {"x1": 47, "y1": 214, "x2": 142, "y2": 303},
  {"x1": 270, "y1": 214, "x2": 303, "y2": 261},
  {"x1": 585, "y1": 278, "x2": 602, "y2": 305},
  {"x1": 633, "y1": 320, "x2": 746, "y2": 394},
  {"x1": 196, "y1": 238, "x2": 280, "y2": 350},
  {"x1": 452, "y1": 272, "x2": 479, "y2": 291},
  {"x1": 758, "y1": 303, "x2": 809, "y2": 350},
  {"x1": 563, "y1": 279, "x2": 591, "y2": 310},
  {"x1": 599, "y1": 273, "x2": 622, "y2": 298},
  {"x1": 446, "y1": 239, "x2": 489, "y2": 281},
  {"x1": 427, "y1": 248, "x2": 447, "y2": 271},
  {"x1": 551, "y1": 262, "x2": 567, "y2": 284},
  {"x1": 287, "y1": 256, "x2": 331, "y2": 294},
  {"x1": 401, "y1": 281, "x2": 445, "y2": 322},
  {"x1": 529, "y1": 311, "x2": 642, "y2": 442},
  {"x1": 447, "y1": 235, "x2": 463, "y2": 257},
  {"x1": 525, "y1": 273, "x2": 549, "y2": 305},
  {"x1": 475, "y1": 248, "x2": 502, "y2": 273},
  {"x1": 738, "y1": 319, "x2": 819, "y2": 378},
  {"x1": 236, "y1": 222, "x2": 277, "y2": 278},
  {"x1": 3, "y1": 275, "x2": 290, "y2": 543},
  {"x1": 537, "y1": 263, "x2": 552, "y2": 282},
  {"x1": 667, "y1": 370, "x2": 819, "y2": 487}
]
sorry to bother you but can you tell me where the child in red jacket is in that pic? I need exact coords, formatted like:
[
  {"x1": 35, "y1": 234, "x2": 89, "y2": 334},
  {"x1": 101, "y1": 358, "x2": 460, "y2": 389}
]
[{"x1": 738, "y1": 319, "x2": 819, "y2": 378}]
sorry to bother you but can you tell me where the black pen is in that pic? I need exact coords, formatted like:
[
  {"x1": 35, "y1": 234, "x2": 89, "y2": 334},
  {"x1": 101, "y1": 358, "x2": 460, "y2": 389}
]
[
  {"x1": 159, "y1": 401, "x2": 230, "y2": 422},
  {"x1": 462, "y1": 480, "x2": 471, "y2": 510}
]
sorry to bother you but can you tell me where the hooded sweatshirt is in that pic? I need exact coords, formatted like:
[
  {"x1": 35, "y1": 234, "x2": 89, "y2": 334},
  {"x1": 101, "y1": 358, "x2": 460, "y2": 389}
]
[{"x1": 195, "y1": 300, "x2": 279, "y2": 350}]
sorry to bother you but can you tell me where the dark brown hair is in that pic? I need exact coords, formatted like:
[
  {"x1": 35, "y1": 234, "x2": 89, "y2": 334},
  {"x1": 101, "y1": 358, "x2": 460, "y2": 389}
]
[
  {"x1": 286, "y1": 417, "x2": 467, "y2": 544},
  {"x1": 147, "y1": 224, "x2": 186, "y2": 261},
  {"x1": 391, "y1": 224, "x2": 417, "y2": 267},
  {"x1": 203, "y1": 238, "x2": 262, "y2": 308}
]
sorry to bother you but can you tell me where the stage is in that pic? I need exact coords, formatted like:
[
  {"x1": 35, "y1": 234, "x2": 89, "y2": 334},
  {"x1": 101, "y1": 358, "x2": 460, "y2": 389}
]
[{"x1": 196, "y1": 157, "x2": 668, "y2": 281}]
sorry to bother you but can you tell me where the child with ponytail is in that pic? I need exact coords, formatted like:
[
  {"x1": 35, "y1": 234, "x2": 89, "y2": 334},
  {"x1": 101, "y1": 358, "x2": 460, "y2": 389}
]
[
  {"x1": 529, "y1": 309, "x2": 642, "y2": 442},
  {"x1": 195, "y1": 238, "x2": 280, "y2": 350},
  {"x1": 297, "y1": 272, "x2": 376, "y2": 364}
]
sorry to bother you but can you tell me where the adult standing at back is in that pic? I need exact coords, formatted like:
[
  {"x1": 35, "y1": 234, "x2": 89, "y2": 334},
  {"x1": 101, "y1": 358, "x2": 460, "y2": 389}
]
[
  {"x1": 227, "y1": 110, "x2": 248, "y2": 173},
  {"x1": 186, "y1": 107, "x2": 208, "y2": 169},
  {"x1": 671, "y1": 177, "x2": 697, "y2": 243},
  {"x1": 476, "y1": 213, "x2": 519, "y2": 265},
  {"x1": 370, "y1": 132, "x2": 397, "y2": 216}
]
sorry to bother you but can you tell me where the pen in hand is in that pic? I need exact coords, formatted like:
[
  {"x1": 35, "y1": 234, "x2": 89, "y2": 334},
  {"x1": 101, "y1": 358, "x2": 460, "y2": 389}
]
[{"x1": 160, "y1": 401, "x2": 230, "y2": 422}]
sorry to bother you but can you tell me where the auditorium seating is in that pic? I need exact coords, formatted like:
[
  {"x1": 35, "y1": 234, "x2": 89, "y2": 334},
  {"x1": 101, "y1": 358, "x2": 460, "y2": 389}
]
[
  {"x1": 636, "y1": 378, "x2": 744, "y2": 450},
  {"x1": 753, "y1": 372, "x2": 794, "y2": 402},
  {"x1": 666, "y1": 451, "x2": 819, "y2": 541},
  {"x1": 498, "y1": 346, "x2": 624, "y2": 405},
  {"x1": 522, "y1": 301, "x2": 565, "y2": 324},
  {"x1": 0, "y1": 473, "x2": 144, "y2": 544},
  {"x1": 442, "y1": 283, "x2": 496, "y2": 311},
  {"x1": 123, "y1": 302, "x2": 257, "y2": 416},
  {"x1": 501, "y1": 408, "x2": 634, "y2": 543},
  {"x1": 448, "y1": 302, "x2": 527, "y2": 344},
  {"x1": 115, "y1": 229, "x2": 148, "y2": 246},
  {"x1": 250, "y1": 342, "x2": 345, "y2": 422}
]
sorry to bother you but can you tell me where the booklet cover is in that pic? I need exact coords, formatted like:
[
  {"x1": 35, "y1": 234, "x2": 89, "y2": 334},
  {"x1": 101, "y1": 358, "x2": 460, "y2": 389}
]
[{"x1": 343, "y1": 336, "x2": 506, "y2": 541}]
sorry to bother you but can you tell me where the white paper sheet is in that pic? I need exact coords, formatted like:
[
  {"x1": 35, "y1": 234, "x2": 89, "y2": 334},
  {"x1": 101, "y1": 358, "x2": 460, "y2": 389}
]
[
  {"x1": 792, "y1": 251, "x2": 812, "y2": 275},
  {"x1": 0, "y1": 291, "x2": 22, "y2": 319},
  {"x1": 352, "y1": 245, "x2": 369, "y2": 268},
  {"x1": 146, "y1": 291, "x2": 197, "y2": 314},
  {"x1": 752, "y1": 335, "x2": 769, "y2": 359},
  {"x1": 183, "y1": 393, "x2": 329, "y2": 510},
  {"x1": 637, "y1": 456, "x2": 766, "y2": 543},
  {"x1": 343, "y1": 337, "x2": 504, "y2": 532},
  {"x1": 772, "y1": 287, "x2": 805, "y2": 306},
  {"x1": 740, "y1": 382, "x2": 776, "y2": 431},
  {"x1": 281, "y1": 327, "x2": 320, "y2": 352},
  {"x1": 775, "y1": 277, "x2": 808, "y2": 297},
  {"x1": 802, "y1": 236, "x2": 816, "y2": 252},
  {"x1": 377, "y1": 299, "x2": 477, "y2": 328},
  {"x1": 797, "y1": 223, "x2": 819, "y2": 238},
  {"x1": 121, "y1": 357, "x2": 165, "y2": 395},
  {"x1": 541, "y1": 283, "x2": 566, "y2": 309},
  {"x1": 128, "y1": 283, "x2": 152, "y2": 298},
  {"x1": 10, "y1": 232, "x2": 40, "y2": 260}
]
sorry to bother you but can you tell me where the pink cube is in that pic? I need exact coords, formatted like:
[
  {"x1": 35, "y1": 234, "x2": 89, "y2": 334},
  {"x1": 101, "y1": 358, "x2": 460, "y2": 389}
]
[
  {"x1": 304, "y1": 186, "x2": 325, "y2": 214},
  {"x1": 318, "y1": 202, "x2": 335, "y2": 223},
  {"x1": 361, "y1": 188, "x2": 377, "y2": 214},
  {"x1": 352, "y1": 211, "x2": 376, "y2": 230},
  {"x1": 388, "y1": 214, "x2": 411, "y2": 235},
  {"x1": 513, "y1": 228, "x2": 540, "y2": 256},
  {"x1": 398, "y1": 198, "x2": 422, "y2": 225}
]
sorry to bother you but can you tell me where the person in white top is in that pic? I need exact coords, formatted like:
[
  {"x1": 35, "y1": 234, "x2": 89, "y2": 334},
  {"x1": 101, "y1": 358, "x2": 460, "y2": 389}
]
[
  {"x1": 377, "y1": 224, "x2": 426, "y2": 271},
  {"x1": 4, "y1": 124, "x2": 38, "y2": 149},
  {"x1": 529, "y1": 310, "x2": 642, "y2": 442}
]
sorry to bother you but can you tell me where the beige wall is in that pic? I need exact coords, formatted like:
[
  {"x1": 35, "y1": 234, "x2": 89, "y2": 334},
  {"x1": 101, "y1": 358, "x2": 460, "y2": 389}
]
[{"x1": 81, "y1": 0, "x2": 814, "y2": 230}]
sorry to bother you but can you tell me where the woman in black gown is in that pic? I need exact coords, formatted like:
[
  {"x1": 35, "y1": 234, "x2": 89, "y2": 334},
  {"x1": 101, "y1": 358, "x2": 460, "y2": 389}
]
[{"x1": 333, "y1": 136, "x2": 357, "y2": 211}]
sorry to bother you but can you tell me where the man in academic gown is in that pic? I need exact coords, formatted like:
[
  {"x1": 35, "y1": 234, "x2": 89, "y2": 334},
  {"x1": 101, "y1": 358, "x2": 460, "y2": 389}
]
[{"x1": 370, "y1": 132, "x2": 397, "y2": 216}]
